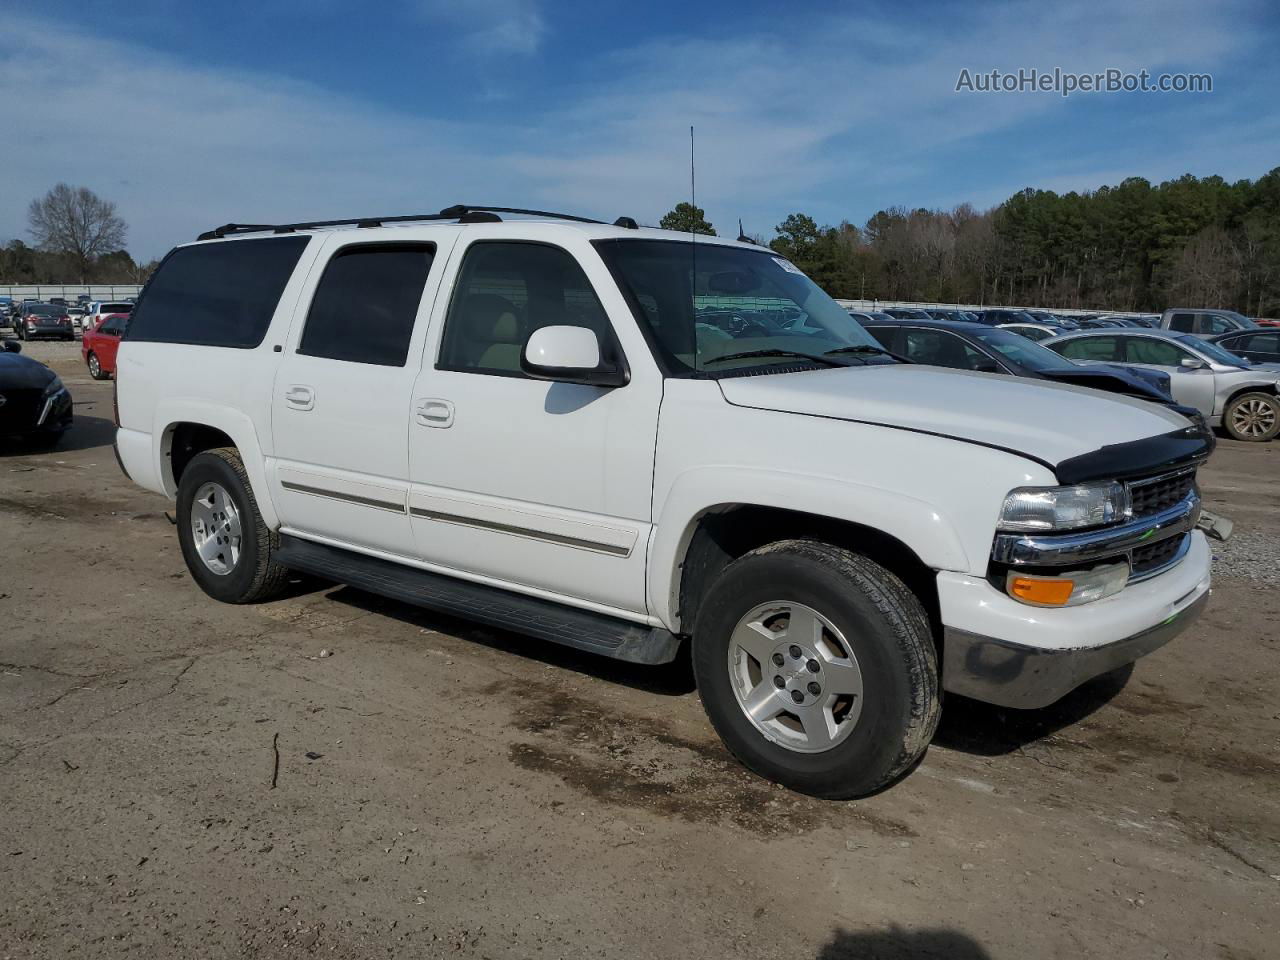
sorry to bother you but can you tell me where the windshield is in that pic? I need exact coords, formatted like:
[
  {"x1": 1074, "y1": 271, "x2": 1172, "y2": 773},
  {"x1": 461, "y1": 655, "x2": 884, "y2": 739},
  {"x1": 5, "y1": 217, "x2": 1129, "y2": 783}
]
[
  {"x1": 967, "y1": 327, "x2": 1078, "y2": 372},
  {"x1": 595, "y1": 239, "x2": 887, "y2": 374},
  {"x1": 1179, "y1": 335, "x2": 1249, "y2": 366}
]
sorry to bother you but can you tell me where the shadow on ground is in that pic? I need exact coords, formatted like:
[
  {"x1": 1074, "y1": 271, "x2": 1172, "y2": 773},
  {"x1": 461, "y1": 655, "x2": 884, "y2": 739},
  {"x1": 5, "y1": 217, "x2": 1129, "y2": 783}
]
[
  {"x1": 817, "y1": 926, "x2": 991, "y2": 959},
  {"x1": 0, "y1": 414, "x2": 117, "y2": 456},
  {"x1": 934, "y1": 663, "x2": 1132, "y2": 756}
]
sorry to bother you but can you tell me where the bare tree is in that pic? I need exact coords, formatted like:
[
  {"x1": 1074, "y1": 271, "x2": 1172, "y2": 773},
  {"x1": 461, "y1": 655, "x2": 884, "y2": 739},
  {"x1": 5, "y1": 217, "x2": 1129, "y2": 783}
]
[{"x1": 27, "y1": 183, "x2": 127, "y2": 282}]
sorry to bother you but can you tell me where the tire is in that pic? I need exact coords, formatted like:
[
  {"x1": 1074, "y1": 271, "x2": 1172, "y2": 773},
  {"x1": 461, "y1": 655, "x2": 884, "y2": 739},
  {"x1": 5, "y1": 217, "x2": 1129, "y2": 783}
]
[
  {"x1": 691, "y1": 539, "x2": 940, "y2": 799},
  {"x1": 176, "y1": 447, "x2": 290, "y2": 604},
  {"x1": 86, "y1": 352, "x2": 109, "y2": 380},
  {"x1": 1222, "y1": 392, "x2": 1280, "y2": 442}
]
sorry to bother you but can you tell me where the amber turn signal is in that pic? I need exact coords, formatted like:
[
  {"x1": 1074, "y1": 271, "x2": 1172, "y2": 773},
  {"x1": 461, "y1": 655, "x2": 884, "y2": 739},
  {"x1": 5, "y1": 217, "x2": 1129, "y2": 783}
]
[{"x1": 1008, "y1": 576, "x2": 1075, "y2": 606}]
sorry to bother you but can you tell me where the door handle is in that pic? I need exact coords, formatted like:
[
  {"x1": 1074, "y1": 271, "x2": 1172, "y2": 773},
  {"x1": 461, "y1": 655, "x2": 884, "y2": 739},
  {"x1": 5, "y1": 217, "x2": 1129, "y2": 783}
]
[
  {"x1": 285, "y1": 385, "x2": 315, "y2": 410},
  {"x1": 416, "y1": 398, "x2": 454, "y2": 428}
]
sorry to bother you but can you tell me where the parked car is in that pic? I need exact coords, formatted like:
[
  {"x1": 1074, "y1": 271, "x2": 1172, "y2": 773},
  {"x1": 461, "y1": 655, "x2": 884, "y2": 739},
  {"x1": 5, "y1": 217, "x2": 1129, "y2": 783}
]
[
  {"x1": 0, "y1": 296, "x2": 12, "y2": 325},
  {"x1": 925, "y1": 309, "x2": 971, "y2": 322},
  {"x1": 998, "y1": 322, "x2": 1063, "y2": 342},
  {"x1": 973, "y1": 308, "x2": 1037, "y2": 326},
  {"x1": 860, "y1": 319, "x2": 1188, "y2": 412},
  {"x1": 1025, "y1": 311, "x2": 1079, "y2": 329},
  {"x1": 1044, "y1": 328, "x2": 1280, "y2": 441},
  {"x1": 66, "y1": 305, "x2": 87, "y2": 329},
  {"x1": 81, "y1": 301, "x2": 134, "y2": 333},
  {"x1": 1160, "y1": 308, "x2": 1258, "y2": 338},
  {"x1": 0, "y1": 339, "x2": 73, "y2": 445},
  {"x1": 114, "y1": 206, "x2": 1215, "y2": 798},
  {"x1": 846, "y1": 310, "x2": 895, "y2": 324},
  {"x1": 884, "y1": 307, "x2": 933, "y2": 320},
  {"x1": 1209, "y1": 329, "x2": 1280, "y2": 366},
  {"x1": 82, "y1": 312, "x2": 130, "y2": 379},
  {"x1": 15, "y1": 302, "x2": 74, "y2": 341}
]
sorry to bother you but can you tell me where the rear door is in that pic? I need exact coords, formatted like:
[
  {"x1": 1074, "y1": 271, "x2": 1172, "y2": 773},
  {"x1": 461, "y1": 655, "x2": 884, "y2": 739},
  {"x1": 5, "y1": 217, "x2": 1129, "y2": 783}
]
[
  {"x1": 1221, "y1": 332, "x2": 1280, "y2": 364},
  {"x1": 268, "y1": 234, "x2": 453, "y2": 557},
  {"x1": 95, "y1": 317, "x2": 126, "y2": 370}
]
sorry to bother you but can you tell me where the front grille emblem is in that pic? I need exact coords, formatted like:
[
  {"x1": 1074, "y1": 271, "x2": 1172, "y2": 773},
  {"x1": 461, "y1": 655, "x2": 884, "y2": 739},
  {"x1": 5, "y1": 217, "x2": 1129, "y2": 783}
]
[{"x1": 0, "y1": 394, "x2": 6, "y2": 408}]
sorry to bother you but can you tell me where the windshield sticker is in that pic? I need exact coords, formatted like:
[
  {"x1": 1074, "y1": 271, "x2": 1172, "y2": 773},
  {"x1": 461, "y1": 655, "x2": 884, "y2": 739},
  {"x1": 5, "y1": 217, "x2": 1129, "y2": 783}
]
[{"x1": 772, "y1": 257, "x2": 804, "y2": 275}]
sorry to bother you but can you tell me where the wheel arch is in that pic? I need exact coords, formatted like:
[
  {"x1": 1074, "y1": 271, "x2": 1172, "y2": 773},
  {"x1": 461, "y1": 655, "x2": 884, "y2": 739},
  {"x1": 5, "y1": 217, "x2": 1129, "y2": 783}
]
[
  {"x1": 156, "y1": 403, "x2": 279, "y2": 528},
  {"x1": 650, "y1": 468, "x2": 968, "y2": 636}
]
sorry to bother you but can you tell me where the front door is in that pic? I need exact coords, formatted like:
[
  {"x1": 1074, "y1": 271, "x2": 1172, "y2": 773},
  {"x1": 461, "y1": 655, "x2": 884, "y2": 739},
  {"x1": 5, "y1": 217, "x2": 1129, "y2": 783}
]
[
  {"x1": 406, "y1": 237, "x2": 661, "y2": 617},
  {"x1": 269, "y1": 235, "x2": 450, "y2": 557},
  {"x1": 1117, "y1": 335, "x2": 1217, "y2": 414}
]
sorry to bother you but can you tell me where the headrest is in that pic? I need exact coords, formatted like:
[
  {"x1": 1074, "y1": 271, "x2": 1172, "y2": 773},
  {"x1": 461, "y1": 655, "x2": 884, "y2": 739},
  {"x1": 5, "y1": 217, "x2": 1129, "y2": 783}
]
[{"x1": 458, "y1": 293, "x2": 522, "y2": 344}]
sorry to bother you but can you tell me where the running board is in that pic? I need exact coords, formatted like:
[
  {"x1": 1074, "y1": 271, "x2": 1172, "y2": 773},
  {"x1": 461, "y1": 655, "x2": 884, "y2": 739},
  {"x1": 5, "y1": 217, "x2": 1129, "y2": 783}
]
[{"x1": 275, "y1": 535, "x2": 681, "y2": 665}]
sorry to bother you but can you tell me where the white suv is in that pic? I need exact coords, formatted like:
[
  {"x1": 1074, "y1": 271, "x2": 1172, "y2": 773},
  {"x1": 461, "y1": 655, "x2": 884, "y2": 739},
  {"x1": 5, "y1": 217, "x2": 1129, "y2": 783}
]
[{"x1": 114, "y1": 205, "x2": 1213, "y2": 797}]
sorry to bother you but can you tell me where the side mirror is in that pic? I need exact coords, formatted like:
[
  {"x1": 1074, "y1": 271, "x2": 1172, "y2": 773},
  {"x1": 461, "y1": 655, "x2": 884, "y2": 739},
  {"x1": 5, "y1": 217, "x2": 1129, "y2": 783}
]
[
  {"x1": 521, "y1": 326, "x2": 628, "y2": 387},
  {"x1": 2, "y1": 339, "x2": 20, "y2": 354},
  {"x1": 1179, "y1": 357, "x2": 1205, "y2": 370}
]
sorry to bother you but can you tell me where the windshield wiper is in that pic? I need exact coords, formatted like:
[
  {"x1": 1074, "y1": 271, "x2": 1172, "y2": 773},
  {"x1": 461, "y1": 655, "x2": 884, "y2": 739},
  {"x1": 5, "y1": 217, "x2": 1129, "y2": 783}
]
[
  {"x1": 825, "y1": 344, "x2": 912, "y2": 364},
  {"x1": 701, "y1": 349, "x2": 850, "y2": 368}
]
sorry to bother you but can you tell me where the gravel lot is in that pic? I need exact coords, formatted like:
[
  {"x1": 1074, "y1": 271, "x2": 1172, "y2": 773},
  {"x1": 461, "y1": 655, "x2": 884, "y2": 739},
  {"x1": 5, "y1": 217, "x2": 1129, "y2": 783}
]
[{"x1": 2, "y1": 339, "x2": 1277, "y2": 959}]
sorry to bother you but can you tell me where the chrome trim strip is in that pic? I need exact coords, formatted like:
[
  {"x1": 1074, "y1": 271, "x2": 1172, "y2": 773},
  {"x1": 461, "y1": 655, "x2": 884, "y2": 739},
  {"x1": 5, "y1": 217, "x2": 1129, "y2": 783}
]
[
  {"x1": 280, "y1": 480, "x2": 405, "y2": 514},
  {"x1": 1127, "y1": 465, "x2": 1195, "y2": 492},
  {"x1": 409, "y1": 507, "x2": 632, "y2": 557},
  {"x1": 992, "y1": 493, "x2": 1200, "y2": 567}
]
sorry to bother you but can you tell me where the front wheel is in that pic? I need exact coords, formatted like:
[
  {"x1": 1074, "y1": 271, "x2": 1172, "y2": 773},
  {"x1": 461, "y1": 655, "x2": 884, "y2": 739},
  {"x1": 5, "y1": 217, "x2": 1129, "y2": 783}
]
[
  {"x1": 176, "y1": 447, "x2": 290, "y2": 603},
  {"x1": 1223, "y1": 392, "x2": 1280, "y2": 442},
  {"x1": 691, "y1": 540, "x2": 940, "y2": 799}
]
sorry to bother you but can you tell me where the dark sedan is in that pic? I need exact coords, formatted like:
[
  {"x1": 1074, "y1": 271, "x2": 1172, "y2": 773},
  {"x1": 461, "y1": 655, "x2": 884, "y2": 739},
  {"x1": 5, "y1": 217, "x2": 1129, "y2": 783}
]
[
  {"x1": 1210, "y1": 329, "x2": 1280, "y2": 365},
  {"x1": 860, "y1": 318, "x2": 1201, "y2": 417},
  {"x1": 0, "y1": 340, "x2": 73, "y2": 444},
  {"x1": 16, "y1": 302, "x2": 74, "y2": 341}
]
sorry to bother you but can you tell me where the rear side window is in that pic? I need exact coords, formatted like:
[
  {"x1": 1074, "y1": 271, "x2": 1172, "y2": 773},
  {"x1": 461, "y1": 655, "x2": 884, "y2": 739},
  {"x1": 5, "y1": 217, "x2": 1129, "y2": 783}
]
[
  {"x1": 1168, "y1": 313, "x2": 1194, "y2": 332},
  {"x1": 101, "y1": 303, "x2": 132, "y2": 314},
  {"x1": 128, "y1": 236, "x2": 309, "y2": 348},
  {"x1": 1056, "y1": 336, "x2": 1119, "y2": 361},
  {"x1": 298, "y1": 243, "x2": 435, "y2": 367}
]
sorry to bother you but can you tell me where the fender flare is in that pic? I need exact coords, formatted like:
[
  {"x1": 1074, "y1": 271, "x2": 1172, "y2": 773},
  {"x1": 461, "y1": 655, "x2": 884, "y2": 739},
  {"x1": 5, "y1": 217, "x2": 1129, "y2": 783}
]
[
  {"x1": 154, "y1": 400, "x2": 280, "y2": 529},
  {"x1": 647, "y1": 465, "x2": 971, "y2": 630}
]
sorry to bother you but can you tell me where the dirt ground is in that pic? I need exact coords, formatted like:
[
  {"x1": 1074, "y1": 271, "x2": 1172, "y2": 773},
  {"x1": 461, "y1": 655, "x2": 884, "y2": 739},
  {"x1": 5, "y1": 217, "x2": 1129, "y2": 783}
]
[{"x1": 2, "y1": 340, "x2": 1277, "y2": 960}]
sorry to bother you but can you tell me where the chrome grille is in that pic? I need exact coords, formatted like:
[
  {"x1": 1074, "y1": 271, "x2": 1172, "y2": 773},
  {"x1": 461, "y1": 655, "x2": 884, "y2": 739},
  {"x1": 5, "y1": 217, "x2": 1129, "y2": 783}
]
[{"x1": 1131, "y1": 532, "x2": 1190, "y2": 578}]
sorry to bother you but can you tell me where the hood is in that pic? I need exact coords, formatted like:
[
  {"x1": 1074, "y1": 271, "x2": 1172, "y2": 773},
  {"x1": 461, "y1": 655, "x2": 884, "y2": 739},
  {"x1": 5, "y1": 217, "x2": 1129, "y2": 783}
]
[
  {"x1": 717, "y1": 364, "x2": 1191, "y2": 469},
  {"x1": 1038, "y1": 363, "x2": 1172, "y2": 401},
  {"x1": 0, "y1": 351, "x2": 57, "y2": 390}
]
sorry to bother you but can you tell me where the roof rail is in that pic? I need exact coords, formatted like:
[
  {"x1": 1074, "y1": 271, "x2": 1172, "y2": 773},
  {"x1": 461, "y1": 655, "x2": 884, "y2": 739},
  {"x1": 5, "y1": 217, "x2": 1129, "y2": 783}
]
[{"x1": 196, "y1": 204, "x2": 609, "y2": 240}]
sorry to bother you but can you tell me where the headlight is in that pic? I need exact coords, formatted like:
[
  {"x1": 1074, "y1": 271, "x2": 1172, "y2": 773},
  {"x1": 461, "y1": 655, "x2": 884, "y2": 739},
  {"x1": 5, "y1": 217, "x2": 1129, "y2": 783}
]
[
  {"x1": 42, "y1": 376, "x2": 65, "y2": 398},
  {"x1": 998, "y1": 482, "x2": 1130, "y2": 532}
]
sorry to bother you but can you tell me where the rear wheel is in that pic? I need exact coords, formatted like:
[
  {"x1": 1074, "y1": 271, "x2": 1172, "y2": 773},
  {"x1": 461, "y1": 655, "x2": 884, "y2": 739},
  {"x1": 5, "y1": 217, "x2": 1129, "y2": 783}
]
[
  {"x1": 176, "y1": 447, "x2": 290, "y2": 603},
  {"x1": 1223, "y1": 392, "x2": 1280, "y2": 442},
  {"x1": 691, "y1": 539, "x2": 940, "y2": 798},
  {"x1": 86, "y1": 352, "x2": 109, "y2": 380}
]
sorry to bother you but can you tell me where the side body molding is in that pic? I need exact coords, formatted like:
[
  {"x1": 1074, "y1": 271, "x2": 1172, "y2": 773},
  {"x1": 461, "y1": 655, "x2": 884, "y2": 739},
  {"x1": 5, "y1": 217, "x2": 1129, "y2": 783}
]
[{"x1": 646, "y1": 466, "x2": 971, "y2": 632}]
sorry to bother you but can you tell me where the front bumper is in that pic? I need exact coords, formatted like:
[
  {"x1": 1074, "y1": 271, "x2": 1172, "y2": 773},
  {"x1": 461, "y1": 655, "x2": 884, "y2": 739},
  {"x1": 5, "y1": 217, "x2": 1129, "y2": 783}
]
[{"x1": 938, "y1": 530, "x2": 1212, "y2": 708}]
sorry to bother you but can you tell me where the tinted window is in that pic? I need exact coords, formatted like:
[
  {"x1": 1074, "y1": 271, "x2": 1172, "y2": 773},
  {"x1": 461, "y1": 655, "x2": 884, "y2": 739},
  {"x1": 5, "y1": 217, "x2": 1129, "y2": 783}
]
[
  {"x1": 128, "y1": 236, "x2": 309, "y2": 348},
  {"x1": 298, "y1": 244, "x2": 434, "y2": 367},
  {"x1": 1123, "y1": 337, "x2": 1188, "y2": 366},
  {"x1": 439, "y1": 242, "x2": 612, "y2": 376},
  {"x1": 1168, "y1": 313, "x2": 1194, "y2": 332},
  {"x1": 1056, "y1": 336, "x2": 1119, "y2": 361},
  {"x1": 902, "y1": 330, "x2": 999, "y2": 371},
  {"x1": 101, "y1": 303, "x2": 132, "y2": 314},
  {"x1": 1234, "y1": 332, "x2": 1280, "y2": 354},
  {"x1": 1200, "y1": 314, "x2": 1236, "y2": 335}
]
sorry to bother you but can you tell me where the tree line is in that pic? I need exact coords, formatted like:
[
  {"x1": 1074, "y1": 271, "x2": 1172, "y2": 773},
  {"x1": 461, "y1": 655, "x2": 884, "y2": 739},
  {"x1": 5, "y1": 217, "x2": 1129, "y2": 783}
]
[
  {"x1": 2, "y1": 183, "x2": 157, "y2": 285},
  {"x1": 663, "y1": 166, "x2": 1280, "y2": 316}
]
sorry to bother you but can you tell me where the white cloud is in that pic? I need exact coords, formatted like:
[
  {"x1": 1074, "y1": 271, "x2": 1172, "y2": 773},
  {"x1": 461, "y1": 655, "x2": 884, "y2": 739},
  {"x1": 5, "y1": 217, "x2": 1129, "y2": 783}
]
[
  {"x1": 415, "y1": 0, "x2": 546, "y2": 55},
  {"x1": 0, "y1": 0, "x2": 1268, "y2": 258}
]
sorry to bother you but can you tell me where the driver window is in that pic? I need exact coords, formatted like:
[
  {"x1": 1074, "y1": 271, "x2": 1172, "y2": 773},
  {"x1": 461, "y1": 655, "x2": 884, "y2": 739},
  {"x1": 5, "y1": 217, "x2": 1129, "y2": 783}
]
[
  {"x1": 1123, "y1": 337, "x2": 1186, "y2": 366},
  {"x1": 1202, "y1": 315, "x2": 1234, "y2": 334}
]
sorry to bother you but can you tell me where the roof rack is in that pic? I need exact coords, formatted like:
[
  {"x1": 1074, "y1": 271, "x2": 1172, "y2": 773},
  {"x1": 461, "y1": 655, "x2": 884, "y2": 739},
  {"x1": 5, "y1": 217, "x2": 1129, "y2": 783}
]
[{"x1": 196, "y1": 205, "x2": 617, "y2": 241}]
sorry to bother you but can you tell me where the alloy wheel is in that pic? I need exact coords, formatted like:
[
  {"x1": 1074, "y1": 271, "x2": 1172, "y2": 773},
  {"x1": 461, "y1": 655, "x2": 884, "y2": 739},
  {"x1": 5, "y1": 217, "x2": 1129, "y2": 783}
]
[{"x1": 190, "y1": 481, "x2": 243, "y2": 576}]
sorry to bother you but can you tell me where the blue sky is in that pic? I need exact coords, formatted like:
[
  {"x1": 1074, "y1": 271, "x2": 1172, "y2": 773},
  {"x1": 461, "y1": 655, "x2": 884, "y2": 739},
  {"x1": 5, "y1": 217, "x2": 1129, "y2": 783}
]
[{"x1": 2, "y1": 0, "x2": 1277, "y2": 259}]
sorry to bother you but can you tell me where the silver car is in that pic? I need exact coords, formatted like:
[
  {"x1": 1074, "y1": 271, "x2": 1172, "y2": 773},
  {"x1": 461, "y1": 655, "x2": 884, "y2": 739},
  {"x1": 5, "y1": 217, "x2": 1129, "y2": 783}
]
[{"x1": 1043, "y1": 328, "x2": 1280, "y2": 442}]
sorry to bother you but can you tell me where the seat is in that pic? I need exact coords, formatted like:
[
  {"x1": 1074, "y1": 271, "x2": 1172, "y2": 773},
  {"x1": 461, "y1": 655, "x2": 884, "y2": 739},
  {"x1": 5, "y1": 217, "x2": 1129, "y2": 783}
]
[{"x1": 454, "y1": 293, "x2": 525, "y2": 371}]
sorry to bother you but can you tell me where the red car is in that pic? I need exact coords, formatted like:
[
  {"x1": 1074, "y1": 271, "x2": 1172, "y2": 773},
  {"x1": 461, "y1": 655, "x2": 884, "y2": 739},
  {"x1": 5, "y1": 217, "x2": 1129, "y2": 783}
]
[{"x1": 82, "y1": 313, "x2": 129, "y2": 380}]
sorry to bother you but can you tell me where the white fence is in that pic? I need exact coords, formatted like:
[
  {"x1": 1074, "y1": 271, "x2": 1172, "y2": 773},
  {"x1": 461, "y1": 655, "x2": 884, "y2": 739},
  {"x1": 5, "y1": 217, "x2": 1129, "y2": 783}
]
[
  {"x1": 834, "y1": 298, "x2": 1148, "y2": 319},
  {"x1": 0, "y1": 283, "x2": 143, "y2": 301}
]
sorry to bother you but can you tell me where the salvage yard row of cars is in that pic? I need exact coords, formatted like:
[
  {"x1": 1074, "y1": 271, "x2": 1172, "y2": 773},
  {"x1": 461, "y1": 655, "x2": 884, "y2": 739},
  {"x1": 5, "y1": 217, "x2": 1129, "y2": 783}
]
[{"x1": 1, "y1": 211, "x2": 1274, "y2": 797}]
